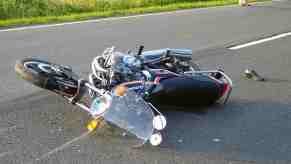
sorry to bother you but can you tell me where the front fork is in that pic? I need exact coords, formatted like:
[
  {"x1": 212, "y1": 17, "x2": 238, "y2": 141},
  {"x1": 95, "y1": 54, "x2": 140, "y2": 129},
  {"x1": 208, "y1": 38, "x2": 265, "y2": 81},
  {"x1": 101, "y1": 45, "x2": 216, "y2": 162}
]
[
  {"x1": 64, "y1": 79, "x2": 166, "y2": 135},
  {"x1": 62, "y1": 79, "x2": 107, "y2": 131},
  {"x1": 66, "y1": 80, "x2": 106, "y2": 116}
]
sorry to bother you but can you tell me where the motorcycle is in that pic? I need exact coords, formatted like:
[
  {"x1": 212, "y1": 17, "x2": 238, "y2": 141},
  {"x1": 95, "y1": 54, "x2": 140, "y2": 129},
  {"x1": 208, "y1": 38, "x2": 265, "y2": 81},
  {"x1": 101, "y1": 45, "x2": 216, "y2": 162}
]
[{"x1": 14, "y1": 46, "x2": 232, "y2": 147}]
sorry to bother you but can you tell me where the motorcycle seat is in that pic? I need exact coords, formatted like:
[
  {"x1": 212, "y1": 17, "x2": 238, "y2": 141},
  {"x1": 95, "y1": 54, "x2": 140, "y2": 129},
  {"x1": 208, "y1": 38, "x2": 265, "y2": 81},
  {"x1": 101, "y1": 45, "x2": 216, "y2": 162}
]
[{"x1": 142, "y1": 48, "x2": 192, "y2": 62}]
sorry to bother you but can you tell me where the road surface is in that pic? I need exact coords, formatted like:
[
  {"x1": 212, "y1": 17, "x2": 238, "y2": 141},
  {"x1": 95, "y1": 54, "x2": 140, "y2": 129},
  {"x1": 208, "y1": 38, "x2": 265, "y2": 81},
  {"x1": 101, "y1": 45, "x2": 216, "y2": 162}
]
[{"x1": 1, "y1": 1, "x2": 291, "y2": 163}]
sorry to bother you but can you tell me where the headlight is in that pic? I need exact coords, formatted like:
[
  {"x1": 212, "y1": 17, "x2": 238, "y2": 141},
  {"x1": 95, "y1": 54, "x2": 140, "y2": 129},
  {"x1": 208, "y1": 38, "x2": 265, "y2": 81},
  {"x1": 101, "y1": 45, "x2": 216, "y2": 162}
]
[{"x1": 90, "y1": 94, "x2": 112, "y2": 116}]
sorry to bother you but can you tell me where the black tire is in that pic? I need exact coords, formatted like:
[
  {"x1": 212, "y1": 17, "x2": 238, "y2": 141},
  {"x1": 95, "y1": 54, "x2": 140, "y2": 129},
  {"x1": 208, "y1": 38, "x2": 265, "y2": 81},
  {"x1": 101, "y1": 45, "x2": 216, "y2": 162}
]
[{"x1": 15, "y1": 58, "x2": 78, "y2": 97}]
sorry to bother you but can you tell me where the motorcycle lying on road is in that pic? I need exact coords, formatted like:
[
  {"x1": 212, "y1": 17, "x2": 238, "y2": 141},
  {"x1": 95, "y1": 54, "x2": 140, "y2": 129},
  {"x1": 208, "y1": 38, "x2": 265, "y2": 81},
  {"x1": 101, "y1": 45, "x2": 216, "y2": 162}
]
[{"x1": 15, "y1": 46, "x2": 233, "y2": 146}]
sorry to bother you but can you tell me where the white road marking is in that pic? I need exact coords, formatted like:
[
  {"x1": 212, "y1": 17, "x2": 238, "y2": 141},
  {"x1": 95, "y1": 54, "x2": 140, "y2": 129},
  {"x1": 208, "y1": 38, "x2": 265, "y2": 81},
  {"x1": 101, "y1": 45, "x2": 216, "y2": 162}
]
[
  {"x1": 0, "y1": 9, "x2": 192, "y2": 33},
  {"x1": 229, "y1": 31, "x2": 291, "y2": 50},
  {"x1": 0, "y1": 1, "x2": 270, "y2": 33}
]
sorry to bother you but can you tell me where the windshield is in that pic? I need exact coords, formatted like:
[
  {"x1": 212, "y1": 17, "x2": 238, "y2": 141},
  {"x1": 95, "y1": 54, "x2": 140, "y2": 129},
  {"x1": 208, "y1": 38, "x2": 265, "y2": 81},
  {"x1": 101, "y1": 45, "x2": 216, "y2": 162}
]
[{"x1": 92, "y1": 90, "x2": 155, "y2": 146}]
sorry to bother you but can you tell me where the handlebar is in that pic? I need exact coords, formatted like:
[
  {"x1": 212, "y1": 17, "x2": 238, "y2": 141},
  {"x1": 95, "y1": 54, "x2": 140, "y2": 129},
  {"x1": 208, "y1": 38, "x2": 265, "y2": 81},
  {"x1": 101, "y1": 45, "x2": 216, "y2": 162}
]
[{"x1": 137, "y1": 45, "x2": 144, "y2": 56}]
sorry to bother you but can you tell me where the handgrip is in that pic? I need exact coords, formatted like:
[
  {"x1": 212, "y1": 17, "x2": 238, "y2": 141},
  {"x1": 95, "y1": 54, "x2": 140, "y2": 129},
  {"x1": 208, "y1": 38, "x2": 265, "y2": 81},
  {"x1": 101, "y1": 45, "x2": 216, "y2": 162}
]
[{"x1": 137, "y1": 45, "x2": 144, "y2": 56}]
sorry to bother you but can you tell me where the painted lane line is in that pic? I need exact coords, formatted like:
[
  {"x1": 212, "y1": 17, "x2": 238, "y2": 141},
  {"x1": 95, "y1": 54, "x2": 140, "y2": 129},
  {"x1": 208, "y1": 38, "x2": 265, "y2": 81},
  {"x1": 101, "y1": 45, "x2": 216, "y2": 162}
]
[
  {"x1": 0, "y1": 2, "x2": 271, "y2": 33},
  {"x1": 0, "y1": 9, "x2": 193, "y2": 33},
  {"x1": 1, "y1": 2, "x2": 268, "y2": 33},
  {"x1": 0, "y1": 1, "x2": 272, "y2": 33},
  {"x1": 229, "y1": 31, "x2": 291, "y2": 50}
]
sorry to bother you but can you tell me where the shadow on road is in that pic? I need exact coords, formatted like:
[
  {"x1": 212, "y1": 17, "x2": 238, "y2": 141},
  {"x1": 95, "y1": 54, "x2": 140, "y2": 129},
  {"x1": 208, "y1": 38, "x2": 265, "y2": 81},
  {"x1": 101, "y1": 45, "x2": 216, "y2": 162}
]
[
  {"x1": 1, "y1": 92, "x2": 291, "y2": 161},
  {"x1": 159, "y1": 99, "x2": 291, "y2": 160}
]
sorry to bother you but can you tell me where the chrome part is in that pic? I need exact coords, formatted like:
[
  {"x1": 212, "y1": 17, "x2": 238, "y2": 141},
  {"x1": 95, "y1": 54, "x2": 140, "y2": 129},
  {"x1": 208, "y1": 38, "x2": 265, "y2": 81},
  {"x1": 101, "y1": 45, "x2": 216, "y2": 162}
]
[
  {"x1": 153, "y1": 115, "x2": 167, "y2": 130},
  {"x1": 141, "y1": 70, "x2": 152, "y2": 81},
  {"x1": 24, "y1": 61, "x2": 53, "y2": 74},
  {"x1": 148, "y1": 102, "x2": 163, "y2": 115}
]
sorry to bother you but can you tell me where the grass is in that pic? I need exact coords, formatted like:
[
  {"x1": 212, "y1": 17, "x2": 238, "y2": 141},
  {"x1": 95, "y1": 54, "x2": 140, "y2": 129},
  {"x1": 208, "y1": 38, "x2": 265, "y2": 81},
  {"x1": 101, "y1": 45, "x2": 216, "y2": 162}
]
[{"x1": 0, "y1": 0, "x2": 265, "y2": 28}]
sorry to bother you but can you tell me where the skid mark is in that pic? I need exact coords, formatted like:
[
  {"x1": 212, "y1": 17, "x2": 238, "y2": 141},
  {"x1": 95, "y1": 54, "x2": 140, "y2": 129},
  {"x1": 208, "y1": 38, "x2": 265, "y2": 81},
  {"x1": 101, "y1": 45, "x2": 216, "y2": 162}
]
[
  {"x1": 0, "y1": 125, "x2": 17, "y2": 134},
  {"x1": 0, "y1": 151, "x2": 14, "y2": 158},
  {"x1": 33, "y1": 130, "x2": 92, "y2": 162}
]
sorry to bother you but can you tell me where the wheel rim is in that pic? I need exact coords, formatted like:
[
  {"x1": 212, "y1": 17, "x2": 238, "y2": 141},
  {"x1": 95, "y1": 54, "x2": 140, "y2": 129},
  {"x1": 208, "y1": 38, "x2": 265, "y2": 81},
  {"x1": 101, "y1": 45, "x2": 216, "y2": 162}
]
[
  {"x1": 24, "y1": 60, "x2": 57, "y2": 75},
  {"x1": 23, "y1": 60, "x2": 72, "y2": 79}
]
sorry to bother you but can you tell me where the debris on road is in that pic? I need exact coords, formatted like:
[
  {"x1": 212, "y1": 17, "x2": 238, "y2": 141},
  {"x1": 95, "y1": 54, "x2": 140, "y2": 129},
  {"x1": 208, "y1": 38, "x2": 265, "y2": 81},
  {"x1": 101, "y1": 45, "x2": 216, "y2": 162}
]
[
  {"x1": 212, "y1": 138, "x2": 221, "y2": 142},
  {"x1": 244, "y1": 69, "x2": 265, "y2": 81}
]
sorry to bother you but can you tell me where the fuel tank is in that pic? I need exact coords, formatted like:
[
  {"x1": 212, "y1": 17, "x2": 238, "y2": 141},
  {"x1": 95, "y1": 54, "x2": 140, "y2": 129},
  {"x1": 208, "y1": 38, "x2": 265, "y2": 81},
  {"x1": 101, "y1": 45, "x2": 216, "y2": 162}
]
[{"x1": 147, "y1": 75, "x2": 224, "y2": 107}]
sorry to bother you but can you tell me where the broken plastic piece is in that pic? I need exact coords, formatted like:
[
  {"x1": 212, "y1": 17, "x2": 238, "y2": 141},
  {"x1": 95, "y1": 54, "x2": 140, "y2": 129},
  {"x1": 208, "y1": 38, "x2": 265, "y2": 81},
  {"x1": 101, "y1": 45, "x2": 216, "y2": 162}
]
[{"x1": 244, "y1": 69, "x2": 265, "y2": 81}]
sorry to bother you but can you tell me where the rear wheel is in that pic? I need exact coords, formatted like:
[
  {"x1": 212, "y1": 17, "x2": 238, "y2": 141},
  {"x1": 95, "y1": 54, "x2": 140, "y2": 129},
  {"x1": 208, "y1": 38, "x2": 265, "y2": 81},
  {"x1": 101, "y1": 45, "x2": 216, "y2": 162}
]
[{"x1": 15, "y1": 58, "x2": 79, "y2": 97}]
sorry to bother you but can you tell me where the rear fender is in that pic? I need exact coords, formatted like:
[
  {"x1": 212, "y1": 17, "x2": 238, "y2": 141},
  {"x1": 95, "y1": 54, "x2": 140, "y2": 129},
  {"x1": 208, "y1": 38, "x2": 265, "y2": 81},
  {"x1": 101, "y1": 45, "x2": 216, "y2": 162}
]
[{"x1": 184, "y1": 70, "x2": 233, "y2": 104}]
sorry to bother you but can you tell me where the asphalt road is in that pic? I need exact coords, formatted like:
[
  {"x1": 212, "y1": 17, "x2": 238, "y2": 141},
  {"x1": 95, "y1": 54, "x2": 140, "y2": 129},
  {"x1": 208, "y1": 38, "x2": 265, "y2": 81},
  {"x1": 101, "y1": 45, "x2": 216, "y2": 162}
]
[{"x1": 1, "y1": 1, "x2": 291, "y2": 163}]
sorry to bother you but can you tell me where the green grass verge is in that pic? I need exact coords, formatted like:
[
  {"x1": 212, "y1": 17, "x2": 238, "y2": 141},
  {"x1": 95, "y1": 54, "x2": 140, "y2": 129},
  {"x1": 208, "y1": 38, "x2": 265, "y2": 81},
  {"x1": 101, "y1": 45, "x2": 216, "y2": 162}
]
[{"x1": 0, "y1": 0, "x2": 263, "y2": 28}]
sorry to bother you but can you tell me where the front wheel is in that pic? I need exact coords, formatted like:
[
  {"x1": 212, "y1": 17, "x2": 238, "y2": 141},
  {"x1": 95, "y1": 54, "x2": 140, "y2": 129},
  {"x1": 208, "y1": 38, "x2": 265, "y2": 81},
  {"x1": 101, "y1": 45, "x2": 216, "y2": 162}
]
[{"x1": 15, "y1": 58, "x2": 79, "y2": 97}]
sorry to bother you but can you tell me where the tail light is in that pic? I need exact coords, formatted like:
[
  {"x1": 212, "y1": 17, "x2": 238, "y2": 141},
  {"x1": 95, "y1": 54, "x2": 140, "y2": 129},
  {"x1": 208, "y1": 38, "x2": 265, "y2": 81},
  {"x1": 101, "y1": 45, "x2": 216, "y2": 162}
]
[{"x1": 221, "y1": 83, "x2": 230, "y2": 97}]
